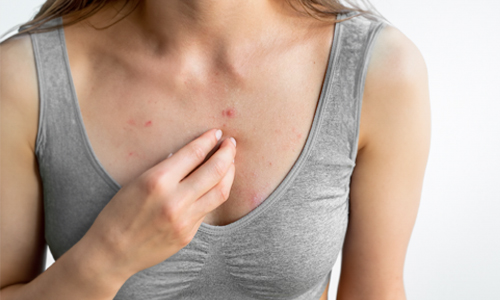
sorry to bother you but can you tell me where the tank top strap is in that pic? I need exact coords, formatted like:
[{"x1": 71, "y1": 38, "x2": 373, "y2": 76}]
[
  {"x1": 320, "y1": 11, "x2": 388, "y2": 164},
  {"x1": 30, "y1": 16, "x2": 77, "y2": 158}
]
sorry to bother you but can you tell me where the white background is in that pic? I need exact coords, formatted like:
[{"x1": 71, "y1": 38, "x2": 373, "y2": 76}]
[{"x1": 1, "y1": 1, "x2": 499, "y2": 299}]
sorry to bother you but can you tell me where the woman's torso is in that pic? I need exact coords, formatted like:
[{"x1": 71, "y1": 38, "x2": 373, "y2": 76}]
[{"x1": 28, "y1": 9, "x2": 387, "y2": 299}]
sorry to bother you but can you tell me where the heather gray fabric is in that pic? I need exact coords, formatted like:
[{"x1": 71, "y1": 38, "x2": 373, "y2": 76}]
[{"x1": 30, "y1": 11, "x2": 387, "y2": 300}]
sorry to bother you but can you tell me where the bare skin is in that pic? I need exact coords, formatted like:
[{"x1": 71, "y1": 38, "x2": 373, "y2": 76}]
[{"x1": 0, "y1": 0, "x2": 430, "y2": 299}]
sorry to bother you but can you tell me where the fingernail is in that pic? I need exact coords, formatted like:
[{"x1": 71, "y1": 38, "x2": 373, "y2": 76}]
[
  {"x1": 168, "y1": 153, "x2": 173, "y2": 158},
  {"x1": 229, "y1": 137, "x2": 236, "y2": 147},
  {"x1": 216, "y1": 129, "x2": 222, "y2": 141}
]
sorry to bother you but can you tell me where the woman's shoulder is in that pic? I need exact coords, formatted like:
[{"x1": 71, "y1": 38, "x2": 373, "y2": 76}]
[
  {"x1": 338, "y1": 22, "x2": 430, "y2": 297},
  {"x1": 358, "y1": 23, "x2": 429, "y2": 152},
  {"x1": 368, "y1": 24, "x2": 428, "y2": 86},
  {"x1": 0, "y1": 32, "x2": 40, "y2": 153}
]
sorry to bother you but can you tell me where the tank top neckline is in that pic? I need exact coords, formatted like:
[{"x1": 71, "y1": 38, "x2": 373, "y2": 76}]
[{"x1": 57, "y1": 13, "x2": 345, "y2": 235}]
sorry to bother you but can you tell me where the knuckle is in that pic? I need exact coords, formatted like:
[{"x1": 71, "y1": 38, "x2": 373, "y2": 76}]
[
  {"x1": 143, "y1": 172, "x2": 170, "y2": 196},
  {"x1": 161, "y1": 202, "x2": 179, "y2": 223},
  {"x1": 178, "y1": 185, "x2": 194, "y2": 203},
  {"x1": 170, "y1": 220, "x2": 183, "y2": 235},
  {"x1": 190, "y1": 143, "x2": 206, "y2": 162},
  {"x1": 212, "y1": 159, "x2": 226, "y2": 178},
  {"x1": 217, "y1": 185, "x2": 229, "y2": 201},
  {"x1": 179, "y1": 234, "x2": 192, "y2": 247}
]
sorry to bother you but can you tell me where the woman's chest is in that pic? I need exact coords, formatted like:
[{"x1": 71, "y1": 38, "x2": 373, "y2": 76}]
[{"x1": 70, "y1": 45, "x2": 332, "y2": 227}]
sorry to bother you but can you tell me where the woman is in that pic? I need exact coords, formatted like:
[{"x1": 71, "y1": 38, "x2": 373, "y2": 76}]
[{"x1": 0, "y1": 0, "x2": 430, "y2": 299}]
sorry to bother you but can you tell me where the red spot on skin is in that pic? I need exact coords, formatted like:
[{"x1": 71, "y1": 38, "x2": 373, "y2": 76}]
[
  {"x1": 127, "y1": 119, "x2": 136, "y2": 126},
  {"x1": 127, "y1": 151, "x2": 135, "y2": 158},
  {"x1": 223, "y1": 123, "x2": 227, "y2": 127},
  {"x1": 222, "y1": 108, "x2": 236, "y2": 118},
  {"x1": 291, "y1": 126, "x2": 302, "y2": 140},
  {"x1": 268, "y1": 161, "x2": 273, "y2": 166},
  {"x1": 145, "y1": 120, "x2": 152, "y2": 127},
  {"x1": 248, "y1": 191, "x2": 266, "y2": 209},
  {"x1": 250, "y1": 170, "x2": 258, "y2": 179},
  {"x1": 246, "y1": 181, "x2": 271, "y2": 209}
]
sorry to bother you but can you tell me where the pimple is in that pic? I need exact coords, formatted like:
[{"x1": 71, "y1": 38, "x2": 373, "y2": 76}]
[
  {"x1": 222, "y1": 107, "x2": 236, "y2": 118},
  {"x1": 126, "y1": 119, "x2": 136, "y2": 126},
  {"x1": 144, "y1": 120, "x2": 153, "y2": 127},
  {"x1": 268, "y1": 161, "x2": 273, "y2": 166},
  {"x1": 248, "y1": 191, "x2": 266, "y2": 208}
]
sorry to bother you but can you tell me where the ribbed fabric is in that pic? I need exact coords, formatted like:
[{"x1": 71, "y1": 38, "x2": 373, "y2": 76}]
[{"x1": 30, "y1": 11, "x2": 387, "y2": 300}]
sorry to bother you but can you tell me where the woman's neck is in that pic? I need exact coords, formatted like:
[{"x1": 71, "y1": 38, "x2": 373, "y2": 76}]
[{"x1": 72, "y1": 0, "x2": 331, "y2": 88}]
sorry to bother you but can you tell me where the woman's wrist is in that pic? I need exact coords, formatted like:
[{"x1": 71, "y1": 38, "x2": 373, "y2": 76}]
[{"x1": 62, "y1": 232, "x2": 130, "y2": 298}]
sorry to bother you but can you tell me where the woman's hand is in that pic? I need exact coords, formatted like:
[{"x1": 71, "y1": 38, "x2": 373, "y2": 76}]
[{"x1": 83, "y1": 128, "x2": 236, "y2": 281}]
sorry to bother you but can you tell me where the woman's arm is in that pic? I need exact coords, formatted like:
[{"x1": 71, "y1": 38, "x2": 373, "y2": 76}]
[
  {"x1": 337, "y1": 25, "x2": 431, "y2": 299},
  {"x1": 0, "y1": 34, "x2": 124, "y2": 300}
]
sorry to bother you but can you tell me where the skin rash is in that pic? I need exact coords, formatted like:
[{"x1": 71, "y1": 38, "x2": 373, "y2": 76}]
[{"x1": 122, "y1": 104, "x2": 290, "y2": 212}]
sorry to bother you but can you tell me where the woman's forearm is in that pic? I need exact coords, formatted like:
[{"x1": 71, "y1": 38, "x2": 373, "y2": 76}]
[{"x1": 0, "y1": 233, "x2": 128, "y2": 300}]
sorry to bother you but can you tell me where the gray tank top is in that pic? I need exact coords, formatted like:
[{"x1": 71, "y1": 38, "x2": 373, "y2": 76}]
[{"x1": 30, "y1": 11, "x2": 387, "y2": 299}]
